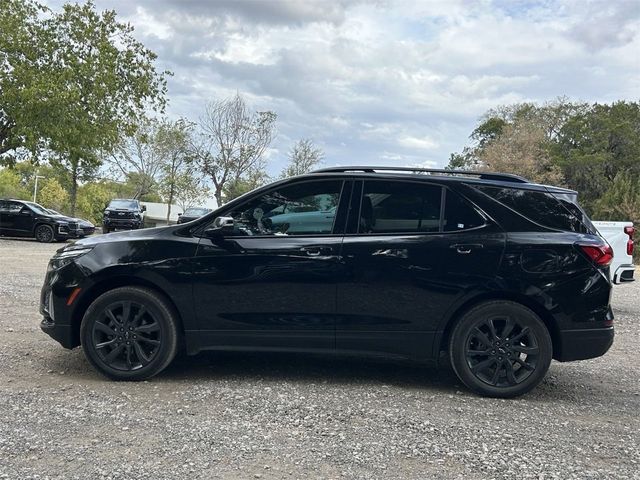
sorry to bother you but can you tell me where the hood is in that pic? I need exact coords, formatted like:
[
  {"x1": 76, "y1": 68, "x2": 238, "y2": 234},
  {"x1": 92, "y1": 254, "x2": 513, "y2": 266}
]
[{"x1": 75, "y1": 225, "x2": 169, "y2": 246}]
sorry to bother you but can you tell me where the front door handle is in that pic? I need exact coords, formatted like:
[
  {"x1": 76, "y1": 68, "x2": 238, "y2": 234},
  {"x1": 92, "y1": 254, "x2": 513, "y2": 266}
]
[
  {"x1": 450, "y1": 243, "x2": 484, "y2": 254},
  {"x1": 300, "y1": 246, "x2": 333, "y2": 256}
]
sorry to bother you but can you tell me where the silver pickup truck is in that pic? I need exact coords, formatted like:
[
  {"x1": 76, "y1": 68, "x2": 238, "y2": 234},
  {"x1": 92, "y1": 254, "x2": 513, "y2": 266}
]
[{"x1": 593, "y1": 221, "x2": 635, "y2": 284}]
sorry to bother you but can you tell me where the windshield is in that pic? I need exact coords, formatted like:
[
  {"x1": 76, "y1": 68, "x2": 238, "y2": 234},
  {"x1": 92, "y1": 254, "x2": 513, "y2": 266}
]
[
  {"x1": 108, "y1": 200, "x2": 138, "y2": 209},
  {"x1": 25, "y1": 202, "x2": 50, "y2": 215},
  {"x1": 184, "y1": 208, "x2": 209, "y2": 216}
]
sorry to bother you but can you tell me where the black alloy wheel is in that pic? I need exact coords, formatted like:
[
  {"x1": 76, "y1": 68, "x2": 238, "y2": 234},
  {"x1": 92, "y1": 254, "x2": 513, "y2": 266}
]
[
  {"x1": 449, "y1": 301, "x2": 552, "y2": 398},
  {"x1": 80, "y1": 287, "x2": 178, "y2": 380},
  {"x1": 35, "y1": 224, "x2": 54, "y2": 243},
  {"x1": 92, "y1": 300, "x2": 161, "y2": 371}
]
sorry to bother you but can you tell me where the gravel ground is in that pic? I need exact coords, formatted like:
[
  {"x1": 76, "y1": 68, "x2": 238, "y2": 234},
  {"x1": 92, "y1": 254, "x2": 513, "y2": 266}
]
[{"x1": 0, "y1": 238, "x2": 638, "y2": 480}]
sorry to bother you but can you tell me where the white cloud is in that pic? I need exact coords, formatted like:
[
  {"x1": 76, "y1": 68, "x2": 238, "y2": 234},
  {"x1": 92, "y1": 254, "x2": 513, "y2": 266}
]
[{"x1": 43, "y1": 0, "x2": 640, "y2": 171}]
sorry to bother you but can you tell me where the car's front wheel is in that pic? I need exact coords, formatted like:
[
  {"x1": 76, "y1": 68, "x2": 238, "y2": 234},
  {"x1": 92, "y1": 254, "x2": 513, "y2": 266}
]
[
  {"x1": 80, "y1": 287, "x2": 179, "y2": 380},
  {"x1": 449, "y1": 300, "x2": 552, "y2": 398},
  {"x1": 34, "y1": 224, "x2": 54, "y2": 243}
]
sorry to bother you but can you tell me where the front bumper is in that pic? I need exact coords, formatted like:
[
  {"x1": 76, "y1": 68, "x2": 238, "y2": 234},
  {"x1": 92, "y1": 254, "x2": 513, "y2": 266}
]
[
  {"x1": 555, "y1": 326, "x2": 614, "y2": 361},
  {"x1": 55, "y1": 225, "x2": 85, "y2": 239},
  {"x1": 40, "y1": 316, "x2": 76, "y2": 349},
  {"x1": 103, "y1": 218, "x2": 143, "y2": 229}
]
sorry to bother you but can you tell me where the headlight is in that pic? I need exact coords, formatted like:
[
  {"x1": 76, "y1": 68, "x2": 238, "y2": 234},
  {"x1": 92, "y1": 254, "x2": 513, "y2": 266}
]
[{"x1": 50, "y1": 247, "x2": 93, "y2": 270}]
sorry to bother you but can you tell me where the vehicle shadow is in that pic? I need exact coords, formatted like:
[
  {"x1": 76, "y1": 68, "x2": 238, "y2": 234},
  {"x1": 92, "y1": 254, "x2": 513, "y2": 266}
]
[{"x1": 160, "y1": 350, "x2": 462, "y2": 393}]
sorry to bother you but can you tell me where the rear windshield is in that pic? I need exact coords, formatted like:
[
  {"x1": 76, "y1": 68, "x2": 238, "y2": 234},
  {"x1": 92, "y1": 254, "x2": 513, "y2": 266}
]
[
  {"x1": 474, "y1": 185, "x2": 594, "y2": 234},
  {"x1": 108, "y1": 200, "x2": 138, "y2": 209}
]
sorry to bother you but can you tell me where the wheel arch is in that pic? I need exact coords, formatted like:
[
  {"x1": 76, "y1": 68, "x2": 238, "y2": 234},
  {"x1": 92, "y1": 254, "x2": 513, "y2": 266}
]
[
  {"x1": 435, "y1": 292, "x2": 560, "y2": 361},
  {"x1": 69, "y1": 275, "x2": 185, "y2": 348}
]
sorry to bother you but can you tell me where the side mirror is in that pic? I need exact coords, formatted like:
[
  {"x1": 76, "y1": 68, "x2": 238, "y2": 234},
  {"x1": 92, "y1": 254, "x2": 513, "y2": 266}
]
[
  {"x1": 141, "y1": 205, "x2": 147, "y2": 212},
  {"x1": 177, "y1": 212, "x2": 182, "y2": 216},
  {"x1": 204, "y1": 216, "x2": 234, "y2": 239},
  {"x1": 20, "y1": 209, "x2": 32, "y2": 216}
]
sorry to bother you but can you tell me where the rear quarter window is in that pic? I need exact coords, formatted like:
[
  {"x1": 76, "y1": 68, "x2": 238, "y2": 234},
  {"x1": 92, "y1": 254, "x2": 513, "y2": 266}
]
[{"x1": 475, "y1": 185, "x2": 590, "y2": 233}]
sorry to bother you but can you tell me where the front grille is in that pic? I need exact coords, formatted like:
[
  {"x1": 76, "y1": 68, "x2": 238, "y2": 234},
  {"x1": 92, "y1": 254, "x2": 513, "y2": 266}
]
[
  {"x1": 109, "y1": 211, "x2": 135, "y2": 219},
  {"x1": 68, "y1": 222, "x2": 78, "y2": 230}
]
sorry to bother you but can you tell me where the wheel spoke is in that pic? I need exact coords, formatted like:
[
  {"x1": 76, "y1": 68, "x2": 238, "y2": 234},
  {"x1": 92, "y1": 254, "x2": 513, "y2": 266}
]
[
  {"x1": 136, "y1": 336, "x2": 160, "y2": 346},
  {"x1": 472, "y1": 327, "x2": 493, "y2": 347},
  {"x1": 487, "y1": 319, "x2": 499, "y2": 340},
  {"x1": 103, "y1": 344, "x2": 125, "y2": 363},
  {"x1": 467, "y1": 348, "x2": 491, "y2": 356},
  {"x1": 471, "y1": 357, "x2": 496, "y2": 373},
  {"x1": 514, "y1": 357, "x2": 535, "y2": 371},
  {"x1": 511, "y1": 344, "x2": 539, "y2": 355},
  {"x1": 95, "y1": 338, "x2": 117, "y2": 349},
  {"x1": 509, "y1": 327, "x2": 530, "y2": 343},
  {"x1": 133, "y1": 340, "x2": 150, "y2": 364},
  {"x1": 125, "y1": 344, "x2": 133, "y2": 369},
  {"x1": 501, "y1": 317, "x2": 515, "y2": 340},
  {"x1": 504, "y1": 360, "x2": 517, "y2": 385},
  {"x1": 131, "y1": 306, "x2": 147, "y2": 327},
  {"x1": 105, "y1": 308, "x2": 122, "y2": 327},
  {"x1": 490, "y1": 362, "x2": 502, "y2": 385},
  {"x1": 135, "y1": 322, "x2": 160, "y2": 334},
  {"x1": 122, "y1": 301, "x2": 132, "y2": 323},
  {"x1": 94, "y1": 322, "x2": 116, "y2": 336}
]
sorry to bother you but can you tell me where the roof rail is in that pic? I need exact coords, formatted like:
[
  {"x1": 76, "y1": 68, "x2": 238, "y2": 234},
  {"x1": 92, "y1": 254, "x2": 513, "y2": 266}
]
[{"x1": 311, "y1": 166, "x2": 529, "y2": 183}]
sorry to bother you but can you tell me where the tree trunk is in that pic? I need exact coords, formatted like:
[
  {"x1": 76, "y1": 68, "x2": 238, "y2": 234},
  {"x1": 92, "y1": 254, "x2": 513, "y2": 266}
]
[
  {"x1": 166, "y1": 184, "x2": 174, "y2": 224},
  {"x1": 69, "y1": 162, "x2": 79, "y2": 216},
  {"x1": 214, "y1": 187, "x2": 223, "y2": 208}
]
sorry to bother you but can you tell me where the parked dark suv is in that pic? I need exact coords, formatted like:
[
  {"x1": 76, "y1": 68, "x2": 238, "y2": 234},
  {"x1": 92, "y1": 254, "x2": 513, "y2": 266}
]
[
  {"x1": 40, "y1": 167, "x2": 614, "y2": 397},
  {"x1": 102, "y1": 199, "x2": 146, "y2": 233},
  {"x1": 0, "y1": 199, "x2": 85, "y2": 242}
]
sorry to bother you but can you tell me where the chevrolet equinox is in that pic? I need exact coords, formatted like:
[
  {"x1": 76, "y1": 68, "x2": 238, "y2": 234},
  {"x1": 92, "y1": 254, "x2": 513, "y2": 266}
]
[{"x1": 40, "y1": 167, "x2": 615, "y2": 397}]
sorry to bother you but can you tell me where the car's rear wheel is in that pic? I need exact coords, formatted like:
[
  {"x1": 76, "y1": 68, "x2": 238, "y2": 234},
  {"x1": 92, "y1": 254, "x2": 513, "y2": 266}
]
[
  {"x1": 35, "y1": 224, "x2": 54, "y2": 243},
  {"x1": 80, "y1": 287, "x2": 179, "y2": 380},
  {"x1": 449, "y1": 300, "x2": 552, "y2": 398}
]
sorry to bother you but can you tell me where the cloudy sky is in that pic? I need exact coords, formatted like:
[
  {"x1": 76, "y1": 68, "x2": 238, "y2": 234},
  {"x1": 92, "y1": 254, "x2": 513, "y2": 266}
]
[{"x1": 48, "y1": 0, "x2": 640, "y2": 174}]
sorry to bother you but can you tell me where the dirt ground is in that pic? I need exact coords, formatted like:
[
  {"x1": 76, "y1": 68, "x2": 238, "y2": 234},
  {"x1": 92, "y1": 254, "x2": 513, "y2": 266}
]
[{"x1": 0, "y1": 238, "x2": 638, "y2": 479}]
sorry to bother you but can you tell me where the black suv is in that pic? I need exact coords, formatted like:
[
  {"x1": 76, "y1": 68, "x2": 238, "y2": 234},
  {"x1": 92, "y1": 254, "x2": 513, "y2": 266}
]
[
  {"x1": 0, "y1": 199, "x2": 85, "y2": 242},
  {"x1": 40, "y1": 167, "x2": 614, "y2": 397},
  {"x1": 102, "y1": 199, "x2": 146, "y2": 233}
]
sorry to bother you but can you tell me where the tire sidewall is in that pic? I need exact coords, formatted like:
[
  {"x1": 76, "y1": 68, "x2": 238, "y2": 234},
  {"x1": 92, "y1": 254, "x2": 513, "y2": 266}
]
[
  {"x1": 80, "y1": 287, "x2": 178, "y2": 380},
  {"x1": 449, "y1": 301, "x2": 552, "y2": 398}
]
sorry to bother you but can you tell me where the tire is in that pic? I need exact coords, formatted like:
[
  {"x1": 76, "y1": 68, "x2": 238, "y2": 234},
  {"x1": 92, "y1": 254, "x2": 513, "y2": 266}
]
[
  {"x1": 449, "y1": 300, "x2": 552, "y2": 398},
  {"x1": 80, "y1": 286, "x2": 179, "y2": 380},
  {"x1": 35, "y1": 224, "x2": 55, "y2": 243}
]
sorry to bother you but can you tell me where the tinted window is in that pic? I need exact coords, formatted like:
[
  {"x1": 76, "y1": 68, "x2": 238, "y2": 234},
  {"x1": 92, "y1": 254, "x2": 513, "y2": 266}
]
[
  {"x1": 476, "y1": 186, "x2": 589, "y2": 233},
  {"x1": 108, "y1": 200, "x2": 138, "y2": 209},
  {"x1": 444, "y1": 191, "x2": 484, "y2": 231},
  {"x1": 0, "y1": 201, "x2": 23, "y2": 214},
  {"x1": 360, "y1": 181, "x2": 442, "y2": 233},
  {"x1": 227, "y1": 180, "x2": 343, "y2": 236}
]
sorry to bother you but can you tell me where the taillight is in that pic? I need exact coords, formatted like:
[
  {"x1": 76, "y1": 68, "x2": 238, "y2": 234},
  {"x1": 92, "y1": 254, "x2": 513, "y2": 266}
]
[
  {"x1": 579, "y1": 244, "x2": 614, "y2": 267},
  {"x1": 624, "y1": 226, "x2": 634, "y2": 256}
]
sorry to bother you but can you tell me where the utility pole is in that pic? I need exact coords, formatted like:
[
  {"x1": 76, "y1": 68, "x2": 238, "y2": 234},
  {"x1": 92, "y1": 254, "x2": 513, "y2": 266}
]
[{"x1": 33, "y1": 174, "x2": 45, "y2": 203}]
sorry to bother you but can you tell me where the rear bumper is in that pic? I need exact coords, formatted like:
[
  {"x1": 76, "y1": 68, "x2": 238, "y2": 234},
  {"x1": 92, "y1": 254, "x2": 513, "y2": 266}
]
[
  {"x1": 613, "y1": 265, "x2": 635, "y2": 284},
  {"x1": 555, "y1": 326, "x2": 614, "y2": 361}
]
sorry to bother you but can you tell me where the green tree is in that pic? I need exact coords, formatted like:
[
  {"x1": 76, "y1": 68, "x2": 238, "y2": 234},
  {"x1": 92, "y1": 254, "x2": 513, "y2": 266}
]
[
  {"x1": 38, "y1": 178, "x2": 69, "y2": 211},
  {"x1": 1, "y1": 0, "x2": 169, "y2": 213},
  {"x1": 171, "y1": 171, "x2": 210, "y2": 212},
  {"x1": 0, "y1": 168, "x2": 29, "y2": 199},
  {"x1": 76, "y1": 181, "x2": 114, "y2": 224}
]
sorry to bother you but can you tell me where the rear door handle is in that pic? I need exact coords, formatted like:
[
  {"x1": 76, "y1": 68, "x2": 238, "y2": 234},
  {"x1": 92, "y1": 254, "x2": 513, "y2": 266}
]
[
  {"x1": 300, "y1": 246, "x2": 333, "y2": 256},
  {"x1": 450, "y1": 243, "x2": 484, "y2": 254}
]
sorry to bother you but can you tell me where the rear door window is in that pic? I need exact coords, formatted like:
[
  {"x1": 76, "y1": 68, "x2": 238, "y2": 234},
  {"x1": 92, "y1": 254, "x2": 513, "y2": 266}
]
[
  {"x1": 443, "y1": 190, "x2": 485, "y2": 231},
  {"x1": 475, "y1": 185, "x2": 590, "y2": 233},
  {"x1": 360, "y1": 181, "x2": 442, "y2": 233}
]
